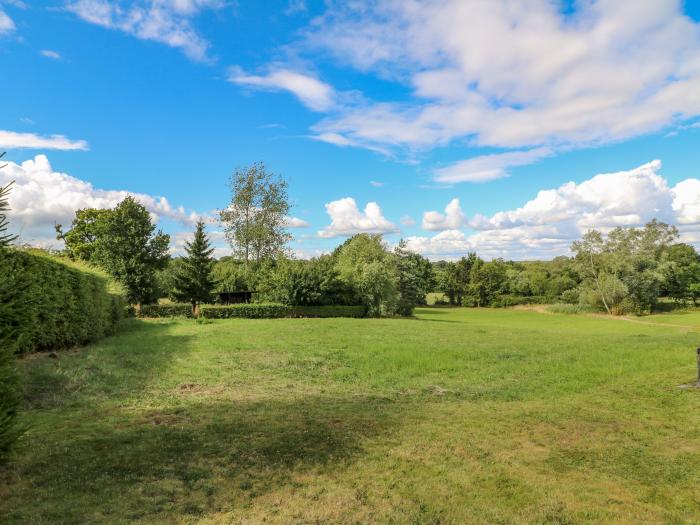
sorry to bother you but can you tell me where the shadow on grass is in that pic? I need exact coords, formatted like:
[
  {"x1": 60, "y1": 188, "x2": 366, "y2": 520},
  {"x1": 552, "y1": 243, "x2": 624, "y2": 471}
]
[
  {"x1": 19, "y1": 319, "x2": 195, "y2": 410},
  {"x1": 4, "y1": 395, "x2": 402, "y2": 524}
]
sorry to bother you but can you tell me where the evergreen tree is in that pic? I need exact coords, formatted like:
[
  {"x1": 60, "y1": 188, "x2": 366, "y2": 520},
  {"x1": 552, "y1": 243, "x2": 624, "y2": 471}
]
[
  {"x1": 173, "y1": 221, "x2": 216, "y2": 315},
  {"x1": 0, "y1": 152, "x2": 21, "y2": 462},
  {"x1": 0, "y1": 152, "x2": 17, "y2": 248}
]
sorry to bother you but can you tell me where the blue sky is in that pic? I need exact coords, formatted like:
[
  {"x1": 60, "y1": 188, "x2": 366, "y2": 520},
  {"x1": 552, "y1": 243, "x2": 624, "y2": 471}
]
[{"x1": 1, "y1": 0, "x2": 700, "y2": 259}]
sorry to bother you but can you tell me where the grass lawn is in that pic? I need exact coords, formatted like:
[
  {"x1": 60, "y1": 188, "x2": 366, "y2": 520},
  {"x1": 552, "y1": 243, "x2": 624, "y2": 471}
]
[{"x1": 2, "y1": 308, "x2": 700, "y2": 524}]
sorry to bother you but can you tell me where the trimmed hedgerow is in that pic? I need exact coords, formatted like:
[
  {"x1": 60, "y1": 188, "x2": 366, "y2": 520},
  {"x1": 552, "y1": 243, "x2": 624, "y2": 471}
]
[
  {"x1": 1, "y1": 249, "x2": 125, "y2": 354},
  {"x1": 201, "y1": 303, "x2": 291, "y2": 319},
  {"x1": 138, "y1": 303, "x2": 369, "y2": 319},
  {"x1": 139, "y1": 303, "x2": 193, "y2": 318}
]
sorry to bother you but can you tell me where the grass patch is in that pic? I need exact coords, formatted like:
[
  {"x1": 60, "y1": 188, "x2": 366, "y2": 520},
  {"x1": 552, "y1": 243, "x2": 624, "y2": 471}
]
[{"x1": 2, "y1": 308, "x2": 700, "y2": 523}]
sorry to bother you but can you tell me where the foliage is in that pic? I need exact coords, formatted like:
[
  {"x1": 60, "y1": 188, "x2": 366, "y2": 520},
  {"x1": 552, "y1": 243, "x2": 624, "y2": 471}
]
[
  {"x1": 139, "y1": 303, "x2": 193, "y2": 318},
  {"x1": 0, "y1": 182, "x2": 18, "y2": 248},
  {"x1": 572, "y1": 220, "x2": 679, "y2": 314},
  {"x1": 171, "y1": 221, "x2": 216, "y2": 314},
  {"x1": 662, "y1": 243, "x2": 700, "y2": 305},
  {"x1": 139, "y1": 303, "x2": 366, "y2": 319},
  {"x1": 546, "y1": 303, "x2": 596, "y2": 314},
  {"x1": 94, "y1": 197, "x2": 170, "y2": 305},
  {"x1": 333, "y1": 234, "x2": 399, "y2": 317},
  {"x1": 211, "y1": 256, "x2": 254, "y2": 294},
  {"x1": 219, "y1": 162, "x2": 291, "y2": 266},
  {"x1": 394, "y1": 240, "x2": 433, "y2": 315},
  {"x1": 0, "y1": 253, "x2": 21, "y2": 463},
  {"x1": 1, "y1": 249, "x2": 124, "y2": 355},
  {"x1": 257, "y1": 256, "x2": 356, "y2": 306},
  {"x1": 55, "y1": 208, "x2": 111, "y2": 262}
]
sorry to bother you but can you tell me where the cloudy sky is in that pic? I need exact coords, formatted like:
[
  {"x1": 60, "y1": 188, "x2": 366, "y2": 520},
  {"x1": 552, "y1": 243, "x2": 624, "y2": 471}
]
[{"x1": 1, "y1": 0, "x2": 700, "y2": 259}]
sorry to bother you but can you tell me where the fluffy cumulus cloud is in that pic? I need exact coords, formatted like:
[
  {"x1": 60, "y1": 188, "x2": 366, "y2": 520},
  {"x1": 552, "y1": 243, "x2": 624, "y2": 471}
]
[
  {"x1": 0, "y1": 155, "x2": 205, "y2": 246},
  {"x1": 422, "y1": 197, "x2": 466, "y2": 231},
  {"x1": 262, "y1": 1, "x2": 700, "y2": 179},
  {"x1": 66, "y1": 0, "x2": 226, "y2": 62},
  {"x1": 318, "y1": 197, "x2": 397, "y2": 238},
  {"x1": 228, "y1": 67, "x2": 336, "y2": 112},
  {"x1": 0, "y1": 130, "x2": 88, "y2": 150},
  {"x1": 406, "y1": 160, "x2": 700, "y2": 259}
]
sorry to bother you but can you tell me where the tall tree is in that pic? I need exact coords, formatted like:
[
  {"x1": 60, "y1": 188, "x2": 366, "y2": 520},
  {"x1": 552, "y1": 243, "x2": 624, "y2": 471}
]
[
  {"x1": 172, "y1": 221, "x2": 216, "y2": 315},
  {"x1": 95, "y1": 196, "x2": 170, "y2": 306},
  {"x1": 55, "y1": 208, "x2": 112, "y2": 262},
  {"x1": 219, "y1": 162, "x2": 291, "y2": 267}
]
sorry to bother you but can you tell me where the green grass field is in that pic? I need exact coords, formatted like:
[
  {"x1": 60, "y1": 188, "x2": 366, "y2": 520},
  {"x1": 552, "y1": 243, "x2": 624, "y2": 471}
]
[{"x1": 2, "y1": 308, "x2": 700, "y2": 524}]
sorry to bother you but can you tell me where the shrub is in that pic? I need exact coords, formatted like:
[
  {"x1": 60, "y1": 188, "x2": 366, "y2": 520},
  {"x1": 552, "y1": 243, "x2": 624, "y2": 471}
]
[
  {"x1": 201, "y1": 303, "x2": 290, "y2": 319},
  {"x1": 547, "y1": 303, "x2": 596, "y2": 314},
  {"x1": 195, "y1": 304, "x2": 367, "y2": 319},
  {"x1": 139, "y1": 303, "x2": 193, "y2": 318},
  {"x1": 491, "y1": 295, "x2": 551, "y2": 308},
  {"x1": 2, "y1": 249, "x2": 125, "y2": 354}
]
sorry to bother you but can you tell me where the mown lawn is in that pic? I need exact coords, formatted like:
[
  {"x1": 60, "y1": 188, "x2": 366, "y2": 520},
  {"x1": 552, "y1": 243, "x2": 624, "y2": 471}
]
[{"x1": 2, "y1": 308, "x2": 700, "y2": 524}]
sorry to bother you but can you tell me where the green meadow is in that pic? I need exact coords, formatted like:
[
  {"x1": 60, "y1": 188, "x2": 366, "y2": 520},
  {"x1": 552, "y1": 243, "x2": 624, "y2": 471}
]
[{"x1": 2, "y1": 307, "x2": 700, "y2": 524}]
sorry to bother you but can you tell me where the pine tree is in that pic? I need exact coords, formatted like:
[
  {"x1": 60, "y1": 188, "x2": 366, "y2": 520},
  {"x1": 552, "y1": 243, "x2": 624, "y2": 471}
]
[
  {"x1": 173, "y1": 221, "x2": 216, "y2": 316},
  {"x1": 0, "y1": 152, "x2": 18, "y2": 248}
]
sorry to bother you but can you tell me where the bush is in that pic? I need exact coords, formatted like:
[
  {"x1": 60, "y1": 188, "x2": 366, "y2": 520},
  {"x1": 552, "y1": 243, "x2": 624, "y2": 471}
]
[
  {"x1": 1, "y1": 249, "x2": 125, "y2": 354},
  {"x1": 192, "y1": 304, "x2": 368, "y2": 319},
  {"x1": 139, "y1": 303, "x2": 193, "y2": 318},
  {"x1": 491, "y1": 295, "x2": 551, "y2": 308},
  {"x1": 201, "y1": 303, "x2": 290, "y2": 319},
  {"x1": 547, "y1": 303, "x2": 596, "y2": 314}
]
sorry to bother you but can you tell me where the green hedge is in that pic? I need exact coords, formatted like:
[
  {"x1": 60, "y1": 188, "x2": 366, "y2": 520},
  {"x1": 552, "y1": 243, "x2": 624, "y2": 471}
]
[
  {"x1": 139, "y1": 303, "x2": 193, "y2": 318},
  {"x1": 201, "y1": 303, "x2": 291, "y2": 319},
  {"x1": 1, "y1": 249, "x2": 125, "y2": 354},
  {"x1": 139, "y1": 303, "x2": 367, "y2": 319}
]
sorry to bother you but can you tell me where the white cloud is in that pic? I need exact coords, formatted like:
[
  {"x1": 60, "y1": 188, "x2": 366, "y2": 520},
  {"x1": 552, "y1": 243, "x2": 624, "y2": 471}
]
[
  {"x1": 369, "y1": 180, "x2": 384, "y2": 187},
  {"x1": 229, "y1": 67, "x2": 335, "y2": 111},
  {"x1": 0, "y1": 130, "x2": 89, "y2": 150},
  {"x1": 40, "y1": 50, "x2": 62, "y2": 60},
  {"x1": 284, "y1": 216, "x2": 310, "y2": 228},
  {"x1": 422, "y1": 197, "x2": 466, "y2": 231},
  {"x1": 407, "y1": 160, "x2": 700, "y2": 260},
  {"x1": 400, "y1": 215, "x2": 416, "y2": 227},
  {"x1": 0, "y1": 154, "x2": 205, "y2": 246},
  {"x1": 0, "y1": 9, "x2": 15, "y2": 34},
  {"x1": 66, "y1": 0, "x2": 225, "y2": 62},
  {"x1": 284, "y1": 1, "x2": 700, "y2": 172},
  {"x1": 318, "y1": 197, "x2": 397, "y2": 238},
  {"x1": 434, "y1": 148, "x2": 553, "y2": 183}
]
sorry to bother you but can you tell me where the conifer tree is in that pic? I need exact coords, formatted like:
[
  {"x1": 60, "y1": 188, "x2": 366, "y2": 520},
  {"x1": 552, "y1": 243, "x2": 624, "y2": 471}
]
[{"x1": 173, "y1": 220, "x2": 216, "y2": 315}]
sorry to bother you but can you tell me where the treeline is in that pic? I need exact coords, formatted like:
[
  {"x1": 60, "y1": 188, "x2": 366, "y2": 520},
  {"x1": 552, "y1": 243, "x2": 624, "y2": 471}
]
[
  {"x1": 433, "y1": 220, "x2": 700, "y2": 315},
  {"x1": 157, "y1": 234, "x2": 433, "y2": 317}
]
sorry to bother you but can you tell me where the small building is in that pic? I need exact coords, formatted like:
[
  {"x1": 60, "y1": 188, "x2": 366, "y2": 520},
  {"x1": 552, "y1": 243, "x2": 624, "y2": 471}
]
[{"x1": 217, "y1": 291, "x2": 254, "y2": 304}]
